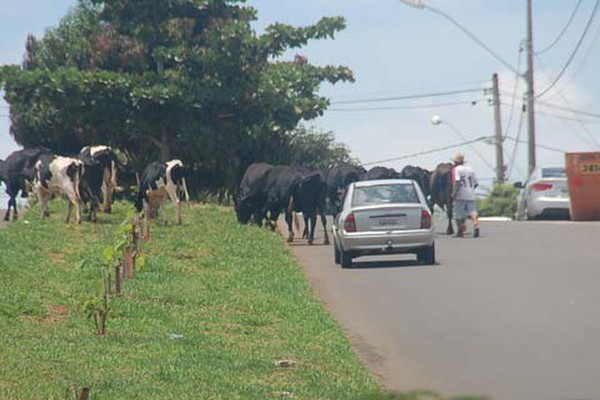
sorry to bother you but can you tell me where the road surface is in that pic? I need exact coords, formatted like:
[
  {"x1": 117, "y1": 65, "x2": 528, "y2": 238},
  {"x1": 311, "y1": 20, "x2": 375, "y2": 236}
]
[{"x1": 284, "y1": 217, "x2": 600, "y2": 400}]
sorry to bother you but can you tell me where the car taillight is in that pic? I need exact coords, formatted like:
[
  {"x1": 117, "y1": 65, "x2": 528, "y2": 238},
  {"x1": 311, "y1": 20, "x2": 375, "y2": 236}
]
[
  {"x1": 344, "y1": 213, "x2": 357, "y2": 232},
  {"x1": 420, "y1": 209, "x2": 432, "y2": 229},
  {"x1": 531, "y1": 183, "x2": 553, "y2": 191}
]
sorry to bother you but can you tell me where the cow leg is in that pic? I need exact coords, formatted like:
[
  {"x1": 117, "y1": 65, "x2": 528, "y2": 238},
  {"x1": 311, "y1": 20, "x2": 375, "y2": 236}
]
[
  {"x1": 2, "y1": 208, "x2": 9, "y2": 221},
  {"x1": 302, "y1": 214, "x2": 309, "y2": 239},
  {"x1": 285, "y1": 210, "x2": 294, "y2": 243},
  {"x1": 446, "y1": 201, "x2": 454, "y2": 235},
  {"x1": 308, "y1": 213, "x2": 317, "y2": 245},
  {"x1": 160, "y1": 197, "x2": 169, "y2": 225},
  {"x1": 320, "y1": 213, "x2": 330, "y2": 245}
]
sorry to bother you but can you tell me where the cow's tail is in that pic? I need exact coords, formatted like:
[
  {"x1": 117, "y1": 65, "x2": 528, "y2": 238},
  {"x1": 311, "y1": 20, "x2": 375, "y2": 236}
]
[
  {"x1": 181, "y1": 177, "x2": 190, "y2": 202},
  {"x1": 135, "y1": 189, "x2": 144, "y2": 212}
]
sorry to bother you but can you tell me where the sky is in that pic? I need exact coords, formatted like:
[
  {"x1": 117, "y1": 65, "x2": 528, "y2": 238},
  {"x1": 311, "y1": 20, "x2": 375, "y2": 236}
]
[{"x1": 1, "y1": 0, "x2": 599, "y2": 189}]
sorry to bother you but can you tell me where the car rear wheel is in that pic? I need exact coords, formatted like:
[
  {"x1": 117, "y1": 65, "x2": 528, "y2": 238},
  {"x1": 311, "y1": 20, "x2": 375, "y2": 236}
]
[
  {"x1": 417, "y1": 244, "x2": 435, "y2": 265},
  {"x1": 340, "y1": 249, "x2": 353, "y2": 269},
  {"x1": 334, "y1": 241, "x2": 341, "y2": 264}
]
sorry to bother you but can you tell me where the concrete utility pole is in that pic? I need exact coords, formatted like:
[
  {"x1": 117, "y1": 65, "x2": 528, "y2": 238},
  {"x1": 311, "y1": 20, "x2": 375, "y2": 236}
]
[
  {"x1": 492, "y1": 73, "x2": 505, "y2": 183},
  {"x1": 526, "y1": 0, "x2": 536, "y2": 176}
]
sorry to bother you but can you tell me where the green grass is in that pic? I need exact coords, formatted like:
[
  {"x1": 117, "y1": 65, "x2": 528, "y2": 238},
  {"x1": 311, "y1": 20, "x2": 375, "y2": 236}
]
[{"x1": 0, "y1": 200, "x2": 487, "y2": 400}]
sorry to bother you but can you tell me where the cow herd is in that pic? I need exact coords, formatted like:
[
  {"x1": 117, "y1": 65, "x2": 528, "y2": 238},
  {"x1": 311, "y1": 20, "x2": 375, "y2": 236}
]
[
  {"x1": 1, "y1": 146, "x2": 455, "y2": 237},
  {"x1": 234, "y1": 161, "x2": 456, "y2": 245},
  {"x1": 0, "y1": 146, "x2": 189, "y2": 226}
]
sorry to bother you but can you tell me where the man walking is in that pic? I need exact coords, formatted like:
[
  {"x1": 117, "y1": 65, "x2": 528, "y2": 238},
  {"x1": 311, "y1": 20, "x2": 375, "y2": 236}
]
[{"x1": 451, "y1": 152, "x2": 480, "y2": 238}]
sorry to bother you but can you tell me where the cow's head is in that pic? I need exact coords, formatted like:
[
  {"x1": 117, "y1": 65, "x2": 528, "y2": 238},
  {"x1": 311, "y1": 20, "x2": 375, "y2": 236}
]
[{"x1": 234, "y1": 199, "x2": 254, "y2": 224}]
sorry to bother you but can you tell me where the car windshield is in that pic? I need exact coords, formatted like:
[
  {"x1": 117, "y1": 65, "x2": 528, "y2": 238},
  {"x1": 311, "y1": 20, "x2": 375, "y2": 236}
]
[
  {"x1": 541, "y1": 167, "x2": 566, "y2": 178},
  {"x1": 352, "y1": 183, "x2": 419, "y2": 206}
]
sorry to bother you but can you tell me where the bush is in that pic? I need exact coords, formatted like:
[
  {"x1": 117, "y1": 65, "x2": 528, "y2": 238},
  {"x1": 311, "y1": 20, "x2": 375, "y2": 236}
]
[{"x1": 476, "y1": 184, "x2": 520, "y2": 218}]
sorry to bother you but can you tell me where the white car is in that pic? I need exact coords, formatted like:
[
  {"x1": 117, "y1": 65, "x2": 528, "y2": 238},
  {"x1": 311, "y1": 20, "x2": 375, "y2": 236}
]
[
  {"x1": 332, "y1": 179, "x2": 435, "y2": 268},
  {"x1": 514, "y1": 167, "x2": 570, "y2": 220}
]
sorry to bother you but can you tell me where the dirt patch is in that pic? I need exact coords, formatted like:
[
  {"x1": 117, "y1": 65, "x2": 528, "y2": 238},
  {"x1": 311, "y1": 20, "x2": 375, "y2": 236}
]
[{"x1": 21, "y1": 305, "x2": 70, "y2": 324}]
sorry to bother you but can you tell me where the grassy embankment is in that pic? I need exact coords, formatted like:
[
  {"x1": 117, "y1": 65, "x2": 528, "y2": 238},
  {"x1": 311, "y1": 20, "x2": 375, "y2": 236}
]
[{"x1": 0, "y1": 200, "x2": 485, "y2": 400}]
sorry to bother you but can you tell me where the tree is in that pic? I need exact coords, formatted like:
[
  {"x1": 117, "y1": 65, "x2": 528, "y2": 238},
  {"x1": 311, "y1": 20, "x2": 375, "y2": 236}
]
[{"x1": 0, "y1": 0, "x2": 354, "y2": 196}]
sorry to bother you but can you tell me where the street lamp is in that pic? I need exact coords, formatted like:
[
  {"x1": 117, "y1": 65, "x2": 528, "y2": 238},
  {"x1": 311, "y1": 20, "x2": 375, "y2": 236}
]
[
  {"x1": 430, "y1": 115, "x2": 495, "y2": 174},
  {"x1": 400, "y1": 0, "x2": 535, "y2": 176}
]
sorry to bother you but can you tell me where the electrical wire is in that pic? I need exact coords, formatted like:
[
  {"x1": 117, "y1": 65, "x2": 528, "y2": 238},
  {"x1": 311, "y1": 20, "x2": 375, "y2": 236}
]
[
  {"x1": 506, "y1": 102, "x2": 526, "y2": 180},
  {"x1": 535, "y1": 99, "x2": 600, "y2": 119},
  {"x1": 536, "y1": 0, "x2": 583, "y2": 55},
  {"x1": 504, "y1": 136, "x2": 567, "y2": 153},
  {"x1": 503, "y1": 41, "x2": 525, "y2": 138},
  {"x1": 331, "y1": 88, "x2": 486, "y2": 105},
  {"x1": 328, "y1": 99, "x2": 484, "y2": 112},
  {"x1": 361, "y1": 136, "x2": 490, "y2": 167},
  {"x1": 536, "y1": 0, "x2": 600, "y2": 99},
  {"x1": 535, "y1": 54, "x2": 600, "y2": 149}
]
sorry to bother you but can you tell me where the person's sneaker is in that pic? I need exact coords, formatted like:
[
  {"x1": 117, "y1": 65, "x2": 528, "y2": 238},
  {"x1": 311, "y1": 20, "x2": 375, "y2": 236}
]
[{"x1": 473, "y1": 227, "x2": 480, "y2": 238}]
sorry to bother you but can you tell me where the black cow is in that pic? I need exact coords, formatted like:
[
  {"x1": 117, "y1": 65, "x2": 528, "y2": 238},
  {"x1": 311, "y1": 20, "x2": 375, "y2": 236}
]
[
  {"x1": 79, "y1": 145, "x2": 120, "y2": 213},
  {"x1": 363, "y1": 166, "x2": 401, "y2": 180},
  {"x1": 400, "y1": 165, "x2": 431, "y2": 201},
  {"x1": 325, "y1": 162, "x2": 366, "y2": 215},
  {"x1": 0, "y1": 147, "x2": 52, "y2": 221},
  {"x1": 288, "y1": 168, "x2": 329, "y2": 245},
  {"x1": 236, "y1": 164, "x2": 326, "y2": 244},
  {"x1": 77, "y1": 152, "x2": 104, "y2": 222},
  {"x1": 136, "y1": 159, "x2": 189, "y2": 225},
  {"x1": 235, "y1": 162, "x2": 274, "y2": 225},
  {"x1": 429, "y1": 162, "x2": 454, "y2": 235}
]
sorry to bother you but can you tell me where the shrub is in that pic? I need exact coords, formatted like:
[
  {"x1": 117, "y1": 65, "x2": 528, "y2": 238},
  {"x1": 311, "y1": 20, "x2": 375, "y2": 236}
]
[{"x1": 476, "y1": 184, "x2": 520, "y2": 218}]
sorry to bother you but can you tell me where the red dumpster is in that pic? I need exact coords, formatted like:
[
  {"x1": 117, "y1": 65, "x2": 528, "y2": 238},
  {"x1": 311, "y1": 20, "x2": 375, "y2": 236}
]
[{"x1": 565, "y1": 152, "x2": 600, "y2": 221}]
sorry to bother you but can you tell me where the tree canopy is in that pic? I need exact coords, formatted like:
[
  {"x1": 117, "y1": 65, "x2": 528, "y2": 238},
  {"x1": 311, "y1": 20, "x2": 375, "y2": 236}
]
[{"x1": 0, "y1": 0, "x2": 356, "y2": 196}]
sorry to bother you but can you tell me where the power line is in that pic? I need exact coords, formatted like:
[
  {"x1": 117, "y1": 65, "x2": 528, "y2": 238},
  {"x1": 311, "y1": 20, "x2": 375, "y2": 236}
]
[
  {"x1": 535, "y1": 109, "x2": 600, "y2": 124},
  {"x1": 535, "y1": 99, "x2": 600, "y2": 119},
  {"x1": 535, "y1": 53, "x2": 600, "y2": 149},
  {"x1": 362, "y1": 136, "x2": 490, "y2": 167},
  {"x1": 331, "y1": 88, "x2": 486, "y2": 105},
  {"x1": 506, "y1": 104, "x2": 526, "y2": 180},
  {"x1": 536, "y1": 0, "x2": 600, "y2": 99},
  {"x1": 504, "y1": 136, "x2": 566, "y2": 153},
  {"x1": 536, "y1": 0, "x2": 583, "y2": 55},
  {"x1": 503, "y1": 41, "x2": 525, "y2": 137},
  {"x1": 328, "y1": 99, "x2": 484, "y2": 112}
]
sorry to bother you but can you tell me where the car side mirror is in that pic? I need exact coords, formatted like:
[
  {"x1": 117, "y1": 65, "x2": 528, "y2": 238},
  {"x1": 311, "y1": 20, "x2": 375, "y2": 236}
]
[{"x1": 513, "y1": 181, "x2": 524, "y2": 189}]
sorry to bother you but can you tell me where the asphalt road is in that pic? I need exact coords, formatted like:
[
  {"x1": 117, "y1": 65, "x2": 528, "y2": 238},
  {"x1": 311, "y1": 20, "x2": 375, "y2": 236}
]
[{"x1": 284, "y1": 217, "x2": 600, "y2": 400}]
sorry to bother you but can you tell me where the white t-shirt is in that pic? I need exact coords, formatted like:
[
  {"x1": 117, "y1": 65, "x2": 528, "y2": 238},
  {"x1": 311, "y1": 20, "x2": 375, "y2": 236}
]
[{"x1": 453, "y1": 164, "x2": 478, "y2": 200}]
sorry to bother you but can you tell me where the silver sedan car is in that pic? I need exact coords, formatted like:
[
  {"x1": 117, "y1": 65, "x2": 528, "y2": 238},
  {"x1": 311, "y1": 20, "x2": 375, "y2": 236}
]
[
  {"x1": 514, "y1": 167, "x2": 570, "y2": 220},
  {"x1": 332, "y1": 179, "x2": 435, "y2": 268}
]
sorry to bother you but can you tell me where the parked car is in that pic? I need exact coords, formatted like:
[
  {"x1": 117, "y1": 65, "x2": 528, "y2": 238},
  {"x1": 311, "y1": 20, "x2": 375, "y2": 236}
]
[
  {"x1": 331, "y1": 179, "x2": 435, "y2": 268},
  {"x1": 514, "y1": 167, "x2": 570, "y2": 220}
]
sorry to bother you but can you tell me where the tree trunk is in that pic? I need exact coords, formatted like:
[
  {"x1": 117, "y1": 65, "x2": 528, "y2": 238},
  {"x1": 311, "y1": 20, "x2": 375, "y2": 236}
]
[{"x1": 160, "y1": 126, "x2": 171, "y2": 162}]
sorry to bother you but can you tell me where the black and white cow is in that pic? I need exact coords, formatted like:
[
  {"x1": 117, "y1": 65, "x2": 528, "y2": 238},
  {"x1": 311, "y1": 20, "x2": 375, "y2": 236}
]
[
  {"x1": 135, "y1": 159, "x2": 189, "y2": 225},
  {"x1": 0, "y1": 147, "x2": 52, "y2": 221},
  {"x1": 400, "y1": 165, "x2": 431, "y2": 201},
  {"x1": 79, "y1": 145, "x2": 120, "y2": 213},
  {"x1": 33, "y1": 153, "x2": 85, "y2": 224}
]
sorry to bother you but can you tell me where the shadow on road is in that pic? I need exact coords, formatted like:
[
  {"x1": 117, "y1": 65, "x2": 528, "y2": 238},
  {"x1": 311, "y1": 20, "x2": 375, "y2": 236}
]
[{"x1": 348, "y1": 258, "x2": 434, "y2": 270}]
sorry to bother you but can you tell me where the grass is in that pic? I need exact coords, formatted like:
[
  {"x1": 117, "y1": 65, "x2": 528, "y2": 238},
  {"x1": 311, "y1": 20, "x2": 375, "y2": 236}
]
[{"x1": 0, "y1": 200, "x2": 488, "y2": 400}]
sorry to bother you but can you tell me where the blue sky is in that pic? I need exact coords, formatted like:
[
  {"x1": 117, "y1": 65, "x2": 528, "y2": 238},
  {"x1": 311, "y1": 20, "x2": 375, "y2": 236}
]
[{"x1": 2, "y1": 0, "x2": 599, "y2": 186}]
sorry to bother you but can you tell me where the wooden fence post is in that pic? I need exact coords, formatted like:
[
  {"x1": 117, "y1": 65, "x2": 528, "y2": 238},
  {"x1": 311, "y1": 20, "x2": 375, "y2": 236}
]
[{"x1": 124, "y1": 246, "x2": 135, "y2": 279}]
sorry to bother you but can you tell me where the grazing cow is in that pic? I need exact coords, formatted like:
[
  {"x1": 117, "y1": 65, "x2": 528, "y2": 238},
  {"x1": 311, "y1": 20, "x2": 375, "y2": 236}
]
[
  {"x1": 135, "y1": 159, "x2": 189, "y2": 225},
  {"x1": 0, "y1": 147, "x2": 52, "y2": 221},
  {"x1": 33, "y1": 153, "x2": 85, "y2": 224},
  {"x1": 363, "y1": 166, "x2": 401, "y2": 180},
  {"x1": 79, "y1": 145, "x2": 120, "y2": 213},
  {"x1": 325, "y1": 163, "x2": 366, "y2": 215},
  {"x1": 400, "y1": 165, "x2": 431, "y2": 201},
  {"x1": 235, "y1": 162, "x2": 274, "y2": 225},
  {"x1": 429, "y1": 162, "x2": 454, "y2": 234}
]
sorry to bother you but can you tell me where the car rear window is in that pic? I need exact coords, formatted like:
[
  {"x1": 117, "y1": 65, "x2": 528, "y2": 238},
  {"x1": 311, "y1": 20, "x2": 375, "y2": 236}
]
[
  {"x1": 352, "y1": 183, "x2": 419, "y2": 206},
  {"x1": 541, "y1": 167, "x2": 566, "y2": 178}
]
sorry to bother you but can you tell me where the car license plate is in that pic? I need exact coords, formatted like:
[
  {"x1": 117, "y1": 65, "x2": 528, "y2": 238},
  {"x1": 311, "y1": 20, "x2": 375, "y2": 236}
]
[{"x1": 378, "y1": 218, "x2": 400, "y2": 227}]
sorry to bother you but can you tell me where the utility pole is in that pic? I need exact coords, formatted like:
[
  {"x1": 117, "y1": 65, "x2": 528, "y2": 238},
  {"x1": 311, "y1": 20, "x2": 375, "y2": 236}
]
[
  {"x1": 526, "y1": 0, "x2": 536, "y2": 176},
  {"x1": 492, "y1": 73, "x2": 505, "y2": 183}
]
